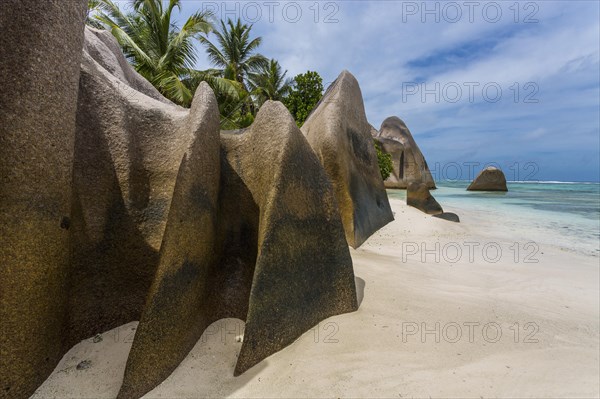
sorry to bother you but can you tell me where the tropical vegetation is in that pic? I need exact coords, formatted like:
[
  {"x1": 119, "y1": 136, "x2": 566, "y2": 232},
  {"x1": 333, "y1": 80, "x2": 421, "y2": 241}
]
[
  {"x1": 87, "y1": 0, "x2": 294, "y2": 128},
  {"x1": 283, "y1": 71, "x2": 324, "y2": 127},
  {"x1": 87, "y1": 1, "x2": 390, "y2": 178},
  {"x1": 89, "y1": 0, "x2": 239, "y2": 107},
  {"x1": 248, "y1": 59, "x2": 293, "y2": 107},
  {"x1": 374, "y1": 141, "x2": 394, "y2": 181}
]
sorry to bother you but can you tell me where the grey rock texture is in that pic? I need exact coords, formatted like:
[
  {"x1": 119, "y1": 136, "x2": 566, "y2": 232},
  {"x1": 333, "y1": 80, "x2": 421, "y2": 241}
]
[
  {"x1": 0, "y1": 2, "x2": 87, "y2": 398},
  {"x1": 83, "y1": 27, "x2": 172, "y2": 104},
  {"x1": 467, "y1": 166, "x2": 508, "y2": 191},
  {"x1": 220, "y1": 102, "x2": 357, "y2": 378},
  {"x1": 68, "y1": 24, "x2": 190, "y2": 346},
  {"x1": 118, "y1": 100, "x2": 358, "y2": 399},
  {"x1": 407, "y1": 182, "x2": 443, "y2": 215},
  {"x1": 373, "y1": 117, "x2": 436, "y2": 189},
  {"x1": 433, "y1": 212, "x2": 461, "y2": 223},
  {"x1": 301, "y1": 70, "x2": 394, "y2": 248},
  {"x1": 117, "y1": 83, "x2": 222, "y2": 399},
  {"x1": 1, "y1": 17, "x2": 362, "y2": 399}
]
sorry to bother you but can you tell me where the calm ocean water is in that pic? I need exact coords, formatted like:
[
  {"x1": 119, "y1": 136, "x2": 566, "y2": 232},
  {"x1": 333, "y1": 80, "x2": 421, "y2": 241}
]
[{"x1": 387, "y1": 181, "x2": 600, "y2": 257}]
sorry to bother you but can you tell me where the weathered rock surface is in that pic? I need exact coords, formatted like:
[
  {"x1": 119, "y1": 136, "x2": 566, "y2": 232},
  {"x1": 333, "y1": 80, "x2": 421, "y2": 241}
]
[
  {"x1": 1, "y1": 13, "x2": 360, "y2": 399},
  {"x1": 433, "y1": 212, "x2": 461, "y2": 223},
  {"x1": 467, "y1": 166, "x2": 508, "y2": 191},
  {"x1": 118, "y1": 101, "x2": 357, "y2": 399},
  {"x1": 69, "y1": 24, "x2": 190, "y2": 347},
  {"x1": 220, "y1": 102, "x2": 357, "y2": 377},
  {"x1": 301, "y1": 70, "x2": 394, "y2": 248},
  {"x1": 0, "y1": 1, "x2": 87, "y2": 398},
  {"x1": 407, "y1": 182, "x2": 443, "y2": 215},
  {"x1": 83, "y1": 27, "x2": 171, "y2": 104},
  {"x1": 373, "y1": 117, "x2": 436, "y2": 189}
]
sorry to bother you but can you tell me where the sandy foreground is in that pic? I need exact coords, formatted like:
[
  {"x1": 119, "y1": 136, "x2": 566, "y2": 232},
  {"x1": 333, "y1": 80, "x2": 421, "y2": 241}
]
[{"x1": 33, "y1": 198, "x2": 600, "y2": 398}]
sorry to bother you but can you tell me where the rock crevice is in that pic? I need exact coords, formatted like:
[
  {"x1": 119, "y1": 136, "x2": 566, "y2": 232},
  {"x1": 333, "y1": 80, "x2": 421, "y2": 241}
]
[{"x1": 372, "y1": 116, "x2": 436, "y2": 189}]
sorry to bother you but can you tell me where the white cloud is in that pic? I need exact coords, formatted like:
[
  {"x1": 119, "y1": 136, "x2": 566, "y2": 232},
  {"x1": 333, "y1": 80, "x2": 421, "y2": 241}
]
[{"x1": 175, "y1": 0, "x2": 599, "y2": 181}]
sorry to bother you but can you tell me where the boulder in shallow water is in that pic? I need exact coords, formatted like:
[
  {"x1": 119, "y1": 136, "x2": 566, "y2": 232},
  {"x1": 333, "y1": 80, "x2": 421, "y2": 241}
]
[
  {"x1": 467, "y1": 166, "x2": 508, "y2": 191},
  {"x1": 407, "y1": 182, "x2": 443, "y2": 215}
]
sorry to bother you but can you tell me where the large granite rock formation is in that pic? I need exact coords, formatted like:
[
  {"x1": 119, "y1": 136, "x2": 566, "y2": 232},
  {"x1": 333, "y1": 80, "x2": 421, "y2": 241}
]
[
  {"x1": 118, "y1": 102, "x2": 357, "y2": 399},
  {"x1": 0, "y1": 6, "x2": 371, "y2": 399},
  {"x1": 118, "y1": 83, "x2": 222, "y2": 398},
  {"x1": 221, "y1": 102, "x2": 357, "y2": 376},
  {"x1": 0, "y1": 1, "x2": 87, "y2": 398},
  {"x1": 372, "y1": 117, "x2": 436, "y2": 189},
  {"x1": 467, "y1": 166, "x2": 508, "y2": 191},
  {"x1": 68, "y1": 26, "x2": 191, "y2": 347},
  {"x1": 301, "y1": 71, "x2": 394, "y2": 248},
  {"x1": 407, "y1": 182, "x2": 443, "y2": 215}
]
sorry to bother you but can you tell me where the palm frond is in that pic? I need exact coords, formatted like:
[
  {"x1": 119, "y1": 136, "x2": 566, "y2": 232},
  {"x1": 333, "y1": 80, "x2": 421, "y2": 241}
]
[
  {"x1": 153, "y1": 70, "x2": 193, "y2": 106},
  {"x1": 199, "y1": 18, "x2": 267, "y2": 87},
  {"x1": 184, "y1": 69, "x2": 242, "y2": 100}
]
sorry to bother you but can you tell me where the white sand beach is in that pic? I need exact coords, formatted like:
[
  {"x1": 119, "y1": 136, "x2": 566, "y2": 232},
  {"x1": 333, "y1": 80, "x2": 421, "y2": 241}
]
[{"x1": 33, "y1": 198, "x2": 600, "y2": 398}]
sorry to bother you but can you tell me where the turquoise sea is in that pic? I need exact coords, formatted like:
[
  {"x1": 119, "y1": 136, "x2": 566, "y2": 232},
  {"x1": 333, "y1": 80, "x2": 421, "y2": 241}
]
[{"x1": 387, "y1": 181, "x2": 600, "y2": 257}]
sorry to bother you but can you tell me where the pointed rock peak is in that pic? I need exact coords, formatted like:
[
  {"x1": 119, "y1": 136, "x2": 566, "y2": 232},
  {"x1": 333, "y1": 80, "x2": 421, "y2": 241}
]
[
  {"x1": 301, "y1": 71, "x2": 393, "y2": 248},
  {"x1": 305, "y1": 69, "x2": 367, "y2": 129},
  {"x1": 383, "y1": 116, "x2": 408, "y2": 127},
  {"x1": 258, "y1": 100, "x2": 293, "y2": 116},
  {"x1": 193, "y1": 81, "x2": 214, "y2": 99},
  {"x1": 325, "y1": 69, "x2": 361, "y2": 98},
  {"x1": 379, "y1": 116, "x2": 412, "y2": 140},
  {"x1": 190, "y1": 81, "x2": 218, "y2": 114},
  {"x1": 338, "y1": 69, "x2": 357, "y2": 81},
  {"x1": 336, "y1": 69, "x2": 359, "y2": 81},
  {"x1": 252, "y1": 100, "x2": 297, "y2": 130}
]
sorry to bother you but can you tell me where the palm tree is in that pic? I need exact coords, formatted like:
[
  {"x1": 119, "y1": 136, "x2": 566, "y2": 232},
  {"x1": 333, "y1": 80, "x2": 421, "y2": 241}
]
[
  {"x1": 199, "y1": 19, "x2": 268, "y2": 87},
  {"x1": 248, "y1": 59, "x2": 292, "y2": 107},
  {"x1": 198, "y1": 19, "x2": 268, "y2": 127},
  {"x1": 86, "y1": 0, "x2": 104, "y2": 29},
  {"x1": 90, "y1": 0, "x2": 237, "y2": 107}
]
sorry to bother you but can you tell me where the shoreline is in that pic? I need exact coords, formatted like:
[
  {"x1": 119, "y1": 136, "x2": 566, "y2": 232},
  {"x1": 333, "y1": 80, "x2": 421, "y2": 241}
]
[{"x1": 33, "y1": 198, "x2": 600, "y2": 398}]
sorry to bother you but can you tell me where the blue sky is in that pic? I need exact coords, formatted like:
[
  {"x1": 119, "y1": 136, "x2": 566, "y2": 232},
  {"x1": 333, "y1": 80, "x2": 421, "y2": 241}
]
[{"x1": 139, "y1": 1, "x2": 599, "y2": 181}]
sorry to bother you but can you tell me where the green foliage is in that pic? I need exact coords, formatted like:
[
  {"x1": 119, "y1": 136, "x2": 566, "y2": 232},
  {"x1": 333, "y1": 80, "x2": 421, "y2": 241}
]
[
  {"x1": 217, "y1": 88, "x2": 256, "y2": 130},
  {"x1": 248, "y1": 59, "x2": 292, "y2": 107},
  {"x1": 199, "y1": 18, "x2": 269, "y2": 128},
  {"x1": 86, "y1": 0, "x2": 104, "y2": 29},
  {"x1": 374, "y1": 140, "x2": 393, "y2": 181},
  {"x1": 88, "y1": 0, "x2": 238, "y2": 107},
  {"x1": 199, "y1": 19, "x2": 268, "y2": 86},
  {"x1": 88, "y1": 3, "x2": 297, "y2": 130},
  {"x1": 283, "y1": 71, "x2": 324, "y2": 127}
]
